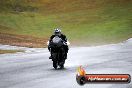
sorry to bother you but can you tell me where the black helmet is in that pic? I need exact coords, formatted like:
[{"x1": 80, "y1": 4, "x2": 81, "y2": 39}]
[{"x1": 54, "y1": 28, "x2": 61, "y2": 35}]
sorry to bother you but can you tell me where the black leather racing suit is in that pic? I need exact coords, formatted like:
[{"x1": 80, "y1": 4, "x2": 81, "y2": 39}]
[{"x1": 48, "y1": 34, "x2": 69, "y2": 59}]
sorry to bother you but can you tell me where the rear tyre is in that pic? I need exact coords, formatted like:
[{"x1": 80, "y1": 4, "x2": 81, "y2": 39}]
[
  {"x1": 60, "y1": 64, "x2": 64, "y2": 69},
  {"x1": 58, "y1": 47, "x2": 65, "y2": 69},
  {"x1": 53, "y1": 61, "x2": 57, "y2": 69},
  {"x1": 59, "y1": 60, "x2": 65, "y2": 69}
]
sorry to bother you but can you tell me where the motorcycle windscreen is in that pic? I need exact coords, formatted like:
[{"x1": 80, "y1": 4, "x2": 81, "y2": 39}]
[{"x1": 52, "y1": 36, "x2": 62, "y2": 44}]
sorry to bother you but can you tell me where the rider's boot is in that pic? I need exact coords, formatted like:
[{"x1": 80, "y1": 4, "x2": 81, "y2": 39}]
[
  {"x1": 49, "y1": 49, "x2": 52, "y2": 59},
  {"x1": 49, "y1": 56, "x2": 52, "y2": 59},
  {"x1": 65, "y1": 53, "x2": 67, "y2": 59}
]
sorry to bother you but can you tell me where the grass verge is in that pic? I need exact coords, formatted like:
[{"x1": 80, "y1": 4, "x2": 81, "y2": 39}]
[{"x1": 0, "y1": 0, "x2": 132, "y2": 47}]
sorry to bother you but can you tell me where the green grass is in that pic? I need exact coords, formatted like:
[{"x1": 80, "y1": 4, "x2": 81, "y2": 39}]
[
  {"x1": 0, "y1": 13, "x2": 57, "y2": 37},
  {"x1": 0, "y1": 0, "x2": 132, "y2": 46}
]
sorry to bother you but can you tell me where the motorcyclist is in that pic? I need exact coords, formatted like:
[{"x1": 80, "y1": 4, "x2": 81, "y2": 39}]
[{"x1": 48, "y1": 28, "x2": 69, "y2": 59}]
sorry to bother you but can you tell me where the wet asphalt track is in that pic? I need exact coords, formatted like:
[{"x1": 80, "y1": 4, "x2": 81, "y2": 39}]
[{"x1": 0, "y1": 38, "x2": 132, "y2": 88}]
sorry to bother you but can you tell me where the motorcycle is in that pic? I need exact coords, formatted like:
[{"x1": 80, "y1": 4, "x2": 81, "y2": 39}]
[{"x1": 47, "y1": 36, "x2": 70, "y2": 69}]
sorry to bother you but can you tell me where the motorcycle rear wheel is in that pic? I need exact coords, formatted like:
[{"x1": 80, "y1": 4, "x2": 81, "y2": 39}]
[
  {"x1": 53, "y1": 61, "x2": 57, "y2": 69},
  {"x1": 59, "y1": 64, "x2": 64, "y2": 69}
]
